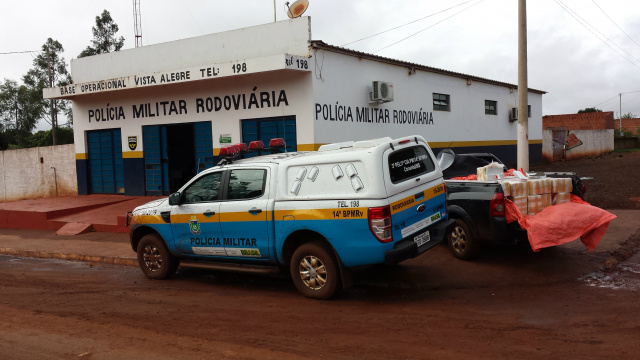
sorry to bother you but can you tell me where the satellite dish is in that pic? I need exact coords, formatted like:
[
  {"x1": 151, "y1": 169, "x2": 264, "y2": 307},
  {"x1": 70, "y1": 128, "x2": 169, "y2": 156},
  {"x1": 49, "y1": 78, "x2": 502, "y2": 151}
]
[{"x1": 285, "y1": 0, "x2": 309, "y2": 18}]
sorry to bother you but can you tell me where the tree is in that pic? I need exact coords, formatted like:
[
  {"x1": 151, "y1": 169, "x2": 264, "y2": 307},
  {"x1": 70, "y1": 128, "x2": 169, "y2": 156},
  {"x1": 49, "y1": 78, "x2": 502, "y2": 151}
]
[
  {"x1": 78, "y1": 10, "x2": 125, "y2": 58},
  {"x1": 578, "y1": 107, "x2": 603, "y2": 113},
  {"x1": 21, "y1": 38, "x2": 71, "y2": 145},
  {"x1": 621, "y1": 112, "x2": 636, "y2": 119},
  {"x1": 0, "y1": 79, "x2": 43, "y2": 148}
]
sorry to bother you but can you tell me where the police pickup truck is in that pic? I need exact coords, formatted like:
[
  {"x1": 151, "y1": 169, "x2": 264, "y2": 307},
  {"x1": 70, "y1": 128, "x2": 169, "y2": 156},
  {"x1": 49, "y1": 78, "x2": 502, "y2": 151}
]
[{"x1": 127, "y1": 135, "x2": 454, "y2": 299}]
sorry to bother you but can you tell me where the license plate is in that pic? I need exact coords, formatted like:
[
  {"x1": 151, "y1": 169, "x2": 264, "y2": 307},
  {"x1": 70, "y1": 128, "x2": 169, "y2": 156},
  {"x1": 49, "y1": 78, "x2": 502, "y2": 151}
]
[{"x1": 414, "y1": 231, "x2": 430, "y2": 247}]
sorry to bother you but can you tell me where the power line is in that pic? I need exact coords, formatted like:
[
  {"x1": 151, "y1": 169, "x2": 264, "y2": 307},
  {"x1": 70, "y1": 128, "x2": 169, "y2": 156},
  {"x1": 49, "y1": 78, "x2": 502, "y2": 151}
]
[
  {"x1": 554, "y1": 0, "x2": 640, "y2": 71},
  {"x1": 593, "y1": 95, "x2": 619, "y2": 108},
  {"x1": 341, "y1": 0, "x2": 476, "y2": 47},
  {"x1": 557, "y1": 0, "x2": 640, "y2": 64},
  {"x1": 0, "y1": 50, "x2": 39, "y2": 55},
  {"x1": 591, "y1": 0, "x2": 640, "y2": 51},
  {"x1": 373, "y1": 0, "x2": 485, "y2": 54}
]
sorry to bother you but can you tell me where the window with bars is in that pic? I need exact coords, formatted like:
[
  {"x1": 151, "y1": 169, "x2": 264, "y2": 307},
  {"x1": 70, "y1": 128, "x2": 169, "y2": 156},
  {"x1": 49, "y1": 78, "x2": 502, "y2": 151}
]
[
  {"x1": 485, "y1": 100, "x2": 497, "y2": 115},
  {"x1": 433, "y1": 93, "x2": 450, "y2": 111}
]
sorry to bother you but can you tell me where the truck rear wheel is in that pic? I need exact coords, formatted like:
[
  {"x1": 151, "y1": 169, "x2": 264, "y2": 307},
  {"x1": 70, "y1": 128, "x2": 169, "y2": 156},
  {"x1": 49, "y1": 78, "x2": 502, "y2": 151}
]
[
  {"x1": 290, "y1": 242, "x2": 341, "y2": 300},
  {"x1": 137, "y1": 233, "x2": 178, "y2": 279},
  {"x1": 447, "y1": 219, "x2": 479, "y2": 260}
]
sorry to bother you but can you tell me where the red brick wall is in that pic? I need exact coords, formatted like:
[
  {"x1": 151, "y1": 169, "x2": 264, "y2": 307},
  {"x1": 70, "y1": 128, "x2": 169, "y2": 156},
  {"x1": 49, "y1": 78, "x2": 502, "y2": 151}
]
[
  {"x1": 614, "y1": 118, "x2": 640, "y2": 134},
  {"x1": 542, "y1": 111, "x2": 614, "y2": 130}
]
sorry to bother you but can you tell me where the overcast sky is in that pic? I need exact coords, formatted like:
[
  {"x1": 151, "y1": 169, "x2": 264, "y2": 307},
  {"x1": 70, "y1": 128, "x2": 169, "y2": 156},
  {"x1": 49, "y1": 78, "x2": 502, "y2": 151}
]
[{"x1": 2, "y1": 0, "x2": 640, "y2": 130}]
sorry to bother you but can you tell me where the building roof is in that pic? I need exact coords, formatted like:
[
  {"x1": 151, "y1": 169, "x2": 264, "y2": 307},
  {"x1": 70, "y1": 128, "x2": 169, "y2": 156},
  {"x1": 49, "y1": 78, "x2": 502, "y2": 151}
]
[{"x1": 310, "y1": 40, "x2": 546, "y2": 95}]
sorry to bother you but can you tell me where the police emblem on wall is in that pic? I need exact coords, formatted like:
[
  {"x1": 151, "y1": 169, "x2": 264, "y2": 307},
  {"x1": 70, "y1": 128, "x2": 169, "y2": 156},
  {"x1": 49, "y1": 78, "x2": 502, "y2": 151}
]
[
  {"x1": 189, "y1": 216, "x2": 201, "y2": 235},
  {"x1": 128, "y1": 136, "x2": 137, "y2": 151}
]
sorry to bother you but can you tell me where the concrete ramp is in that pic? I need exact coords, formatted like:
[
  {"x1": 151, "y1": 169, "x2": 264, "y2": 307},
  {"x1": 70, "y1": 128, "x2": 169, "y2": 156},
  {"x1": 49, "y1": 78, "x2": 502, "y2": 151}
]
[
  {"x1": 56, "y1": 222, "x2": 93, "y2": 236},
  {"x1": 0, "y1": 195, "x2": 163, "y2": 234}
]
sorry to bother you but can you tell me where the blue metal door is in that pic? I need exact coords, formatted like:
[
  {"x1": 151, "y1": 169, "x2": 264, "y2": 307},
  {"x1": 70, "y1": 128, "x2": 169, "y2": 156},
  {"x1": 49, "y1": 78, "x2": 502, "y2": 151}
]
[
  {"x1": 143, "y1": 122, "x2": 214, "y2": 195},
  {"x1": 87, "y1": 129, "x2": 124, "y2": 194},
  {"x1": 143, "y1": 125, "x2": 169, "y2": 196}
]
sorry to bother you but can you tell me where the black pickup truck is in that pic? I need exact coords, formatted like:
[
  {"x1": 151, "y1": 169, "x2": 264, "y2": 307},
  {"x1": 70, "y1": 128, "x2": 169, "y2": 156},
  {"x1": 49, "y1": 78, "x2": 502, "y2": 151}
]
[{"x1": 437, "y1": 150, "x2": 586, "y2": 260}]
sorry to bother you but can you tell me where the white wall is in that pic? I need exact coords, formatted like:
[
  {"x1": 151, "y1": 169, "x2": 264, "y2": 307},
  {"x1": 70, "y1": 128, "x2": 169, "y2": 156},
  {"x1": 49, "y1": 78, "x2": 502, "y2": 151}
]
[
  {"x1": 71, "y1": 17, "x2": 312, "y2": 83},
  {"x1": 0, "y1": 145, "x2": 77, "y2": 202},
  {"x1": 542, "y1": 129, "x2": 614, "y2": 162},
  {"x1": 311, "y1": 49, "x2": 543, "y2": 146},
  {"x1": 566, "y1": 130, "x2": 614, "y2": 160},
  {"x1": 72, "y1": 70, "x2": 315, "y2": 155}
]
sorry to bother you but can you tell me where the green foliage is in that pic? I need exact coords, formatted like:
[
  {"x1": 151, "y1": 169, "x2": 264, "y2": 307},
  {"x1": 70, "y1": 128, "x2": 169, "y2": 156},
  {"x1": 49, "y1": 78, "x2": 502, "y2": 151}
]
[
  {"x1": 78, "y1": 10, "x2": 125, "y2": 58},
  {"x1": 578, "y1": 107, "x2": 603, "y2": 113},
  {"x1": 0, "y1": 79, "x2": 44, "y2": 148},
  {"x1": 22, "y1": 38, "x2": 72, "y2": 130},
  {"x1": 614, "y1": 129, "x2": 635, "y2": 138},
  {"x1": 0, "y1": 127, "x2": 74, "y2": 150},
  {"x1": 621, "y1": 112, "x2": 636, "y2": 119},
  {"x1": 28, "y1": 127, "x2": 74, "y2": 147}
]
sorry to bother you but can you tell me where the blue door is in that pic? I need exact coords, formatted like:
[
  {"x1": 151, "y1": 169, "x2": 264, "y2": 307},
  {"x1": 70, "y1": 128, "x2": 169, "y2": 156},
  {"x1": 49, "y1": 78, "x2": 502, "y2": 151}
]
[
  {"x1": 143, "y1": 122, "x2": 213, "y2": 196},
  {"x1": 87, "y1": 129, "x2": 124, "y2": 194},
  {"x1": 143, "y1": 125, "x2": 169, "y2": 196}
]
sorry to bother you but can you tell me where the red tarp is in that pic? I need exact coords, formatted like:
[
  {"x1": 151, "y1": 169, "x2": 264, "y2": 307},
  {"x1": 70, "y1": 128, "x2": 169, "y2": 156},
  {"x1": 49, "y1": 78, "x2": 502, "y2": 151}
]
[{"x1": 505, "y1": 195, "x2": 617, "y2": 252}]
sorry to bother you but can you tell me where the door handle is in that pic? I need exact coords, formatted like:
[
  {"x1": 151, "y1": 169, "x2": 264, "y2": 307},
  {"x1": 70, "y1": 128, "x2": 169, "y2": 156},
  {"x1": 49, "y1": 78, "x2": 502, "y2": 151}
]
[
  {"x1": 248, "y1": 208, "x2": 263, "y2": 214},
  {"x1": 203, "y1": 210, "x2": 215, "y2": 217}
]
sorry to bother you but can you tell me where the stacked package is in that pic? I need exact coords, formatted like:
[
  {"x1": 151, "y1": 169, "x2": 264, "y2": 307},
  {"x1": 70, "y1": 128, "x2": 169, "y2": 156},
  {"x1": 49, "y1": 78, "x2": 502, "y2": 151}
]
[
  {"x1": 552, "y1": 178, "x2": 573, "y2": 205},
  {"x1": 526, "y1": 179, "x2": 554, "y2": 215},
  {"x1": 476, "y1": 164, "x2": 575, "y2": 216},
  {"x1": 506, "y1": 180, "x2": 528, "y2": 214}
]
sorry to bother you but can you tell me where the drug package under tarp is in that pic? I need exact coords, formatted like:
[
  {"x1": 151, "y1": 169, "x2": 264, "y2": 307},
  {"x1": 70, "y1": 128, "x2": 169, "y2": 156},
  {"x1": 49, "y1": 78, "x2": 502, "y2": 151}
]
[{"x1": 505, "y1": 194, "x2": 617, "y2": 252}]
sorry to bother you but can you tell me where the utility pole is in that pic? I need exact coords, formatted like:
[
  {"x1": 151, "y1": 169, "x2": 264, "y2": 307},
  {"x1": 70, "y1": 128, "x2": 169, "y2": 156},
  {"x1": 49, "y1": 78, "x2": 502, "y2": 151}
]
[
  {"x1": 517, "y1": 0, "x2": 529, "y2": 172},
  {"x1": 46, "y1": 46, "x2": 57, "y2": 145},
  {"x1": 619, "y1": 93, "x2": 622, "y2": 133}
]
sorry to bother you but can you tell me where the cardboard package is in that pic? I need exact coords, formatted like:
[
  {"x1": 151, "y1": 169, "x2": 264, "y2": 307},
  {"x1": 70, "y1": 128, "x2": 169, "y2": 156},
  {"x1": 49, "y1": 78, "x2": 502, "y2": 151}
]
[
  {"x1": 477, "y1": 162, "x2": 504, "y2": 181},
  {"x1": 552, "y1": 178, "x2": 573, "y2": 193},
  {"x1": 528, "y1": 178, "x2": 552, "y2": 195},
  {"x1": 498, "y1": 180, "x2": 511, "y2": 197},
  {"x1": 509, "y1": 195, "x2": 528, "y2": 215},
  {"x1": 528, "y1": 195, "x2": 543, "y2": 215},
  {"x1": 554, "y1": 192, "x2": 571, "y2": 205},
  {"x1": 507, "y1": 181, "x2": 528, "y2": 197}
]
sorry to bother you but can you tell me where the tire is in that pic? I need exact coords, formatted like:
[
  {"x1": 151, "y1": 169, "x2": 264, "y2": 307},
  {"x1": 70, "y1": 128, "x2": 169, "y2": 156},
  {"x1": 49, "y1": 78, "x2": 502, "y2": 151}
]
[
  {"x1": 137, "y1": 233, "x2": 178, "y2": 279},
  {"x1": 447, "y1": 219, "x2": 479, "y2": 260},
  {"x1": 290, "y1": 241, "x2": 341, "y2": 300}
]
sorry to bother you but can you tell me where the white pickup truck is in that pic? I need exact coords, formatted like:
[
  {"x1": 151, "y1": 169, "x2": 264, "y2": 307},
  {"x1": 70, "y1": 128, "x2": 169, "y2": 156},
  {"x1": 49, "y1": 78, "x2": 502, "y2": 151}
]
[{"x1": 128, "y1": 135, "x2": 454, "y2": 299}]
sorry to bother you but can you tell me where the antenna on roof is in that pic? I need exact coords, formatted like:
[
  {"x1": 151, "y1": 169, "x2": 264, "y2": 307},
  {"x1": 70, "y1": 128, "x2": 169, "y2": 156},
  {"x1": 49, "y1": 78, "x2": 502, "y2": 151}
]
[
  {"x1": 133, "y1": 0, "x2": 142, "y2": 47},
  {"x1": 285, "y1": 0, "x2": 309, "y2": 18}
]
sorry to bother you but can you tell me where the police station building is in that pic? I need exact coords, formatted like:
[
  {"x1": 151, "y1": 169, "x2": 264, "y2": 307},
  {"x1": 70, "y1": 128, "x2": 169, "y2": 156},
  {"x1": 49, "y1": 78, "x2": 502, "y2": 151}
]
[{"x1": 44, "y1": 17, "x2": 544, "y2": 196}]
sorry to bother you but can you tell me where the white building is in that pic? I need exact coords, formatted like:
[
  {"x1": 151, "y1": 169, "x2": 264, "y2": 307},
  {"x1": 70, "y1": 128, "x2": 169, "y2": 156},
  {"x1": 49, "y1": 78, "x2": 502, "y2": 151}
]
[{"x1": 44, "y1": 17, "x2": 544, "y2": 196}]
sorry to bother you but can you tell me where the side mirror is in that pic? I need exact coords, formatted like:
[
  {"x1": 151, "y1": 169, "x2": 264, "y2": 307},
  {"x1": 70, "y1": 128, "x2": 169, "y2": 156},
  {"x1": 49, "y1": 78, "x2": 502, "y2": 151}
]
[
  {"x1": 436, "y1": 149, "x2": 456, "y2": 171},
  {"x1": 168, "y1": 192, "x2": 181, "y2": 206}
]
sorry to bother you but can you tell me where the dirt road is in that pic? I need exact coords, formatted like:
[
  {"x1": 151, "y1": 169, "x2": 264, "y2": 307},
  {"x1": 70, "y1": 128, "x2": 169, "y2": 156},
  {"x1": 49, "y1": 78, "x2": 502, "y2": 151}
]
[
  {"x1": 2, "y1": 237, "x2": 639, "y2": 360},
  {"x1": 1, "y1": 152, "x2": 639, "y2": 359}
]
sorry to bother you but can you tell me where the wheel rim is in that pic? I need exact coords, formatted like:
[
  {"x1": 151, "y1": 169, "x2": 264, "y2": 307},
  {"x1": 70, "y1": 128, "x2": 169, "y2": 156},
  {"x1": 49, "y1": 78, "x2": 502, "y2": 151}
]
[
  {"x1": 450, "y1": 226, "x2": 467, "y2": 254},
  {"x1": 142, "y1": 244, "x2": 163, "y2": 272},
  {"x1": 298, "y1": 255, "x2": 327, "y2": 290}
]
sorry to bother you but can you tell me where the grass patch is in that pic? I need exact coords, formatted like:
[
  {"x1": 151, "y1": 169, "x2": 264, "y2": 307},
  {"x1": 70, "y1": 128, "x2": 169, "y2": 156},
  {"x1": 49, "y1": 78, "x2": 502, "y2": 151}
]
[{"x1": 613, "y1": 148, "x2": 640, "y2": 153}]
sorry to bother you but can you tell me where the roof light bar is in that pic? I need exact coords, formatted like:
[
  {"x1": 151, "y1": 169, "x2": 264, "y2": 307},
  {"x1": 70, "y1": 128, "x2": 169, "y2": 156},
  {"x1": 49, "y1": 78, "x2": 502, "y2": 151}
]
[
  {"x1": 269, "y1": 138, "x2": 286, "y2": 147},
  {"x1": 248, "y1": 140, "x2": 265, "y2": 150}
]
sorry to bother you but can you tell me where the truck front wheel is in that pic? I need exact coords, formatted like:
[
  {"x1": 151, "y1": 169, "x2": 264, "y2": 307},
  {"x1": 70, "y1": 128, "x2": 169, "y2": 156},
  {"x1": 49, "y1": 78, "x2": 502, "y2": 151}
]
[
  {"x1": 290, "y1": 242, "x2": 341, "y2": 300},
  {"x1": 137, "y1": 233, "x2": 178, "y2": 279},
  {"x1": 447, "y1": 219, "x2": 479, "y2": 260}
]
